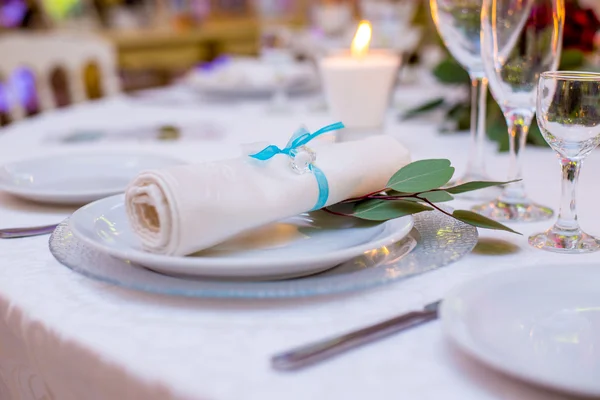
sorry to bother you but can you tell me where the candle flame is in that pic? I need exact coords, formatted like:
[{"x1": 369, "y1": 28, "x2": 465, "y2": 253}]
[{"x1": 351, "y1": 21, "x2": 372, "y2": 58}]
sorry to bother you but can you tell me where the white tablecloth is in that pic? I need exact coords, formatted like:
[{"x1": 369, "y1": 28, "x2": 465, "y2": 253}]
[{"x1": 0, "y1": 87, "x2": 596, "y2": 400}]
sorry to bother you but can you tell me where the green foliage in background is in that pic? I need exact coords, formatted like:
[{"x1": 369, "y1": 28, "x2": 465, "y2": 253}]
[{"x1": 402, "y1": 49, "x2": 599, "y2": 151}]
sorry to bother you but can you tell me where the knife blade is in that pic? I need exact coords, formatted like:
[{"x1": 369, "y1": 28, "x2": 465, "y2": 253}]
[{"x1": 271, "y1": 300, "x2": 441, "y2": 371}]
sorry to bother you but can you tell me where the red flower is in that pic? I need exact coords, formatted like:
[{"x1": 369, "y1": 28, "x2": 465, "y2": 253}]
[{"x1": 563, "y1": 0, "x2": 600, "y2": 52}]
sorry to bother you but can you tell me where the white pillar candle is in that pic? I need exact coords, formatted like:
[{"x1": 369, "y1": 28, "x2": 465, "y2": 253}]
[{"x1": 319, "y1": 21, "x2": 400, "y2": 131}]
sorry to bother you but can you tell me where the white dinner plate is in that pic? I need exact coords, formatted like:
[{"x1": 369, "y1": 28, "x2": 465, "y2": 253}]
[
  {"x1": 187, "y1": 59, "x2": 318, "y2": 99},
  {"x1": 190, "y1": 77, "x2": 318, "y2": 99},
  {"x1": 0, "y1": 153, "x2": 182, "y2": 205},
  {"x1": 441, "y1": 265, "x2": 600, "y2": 397},
  {"x1": 68, "y1": 195, "x2": 414, "y2": 280}
]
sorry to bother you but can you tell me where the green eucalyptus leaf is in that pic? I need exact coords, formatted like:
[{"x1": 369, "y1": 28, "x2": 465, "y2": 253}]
[
  {"x1": 445, "y1": 180, "x2": 518, "y2": 194},
  {"x1": 387, "y1": 159, "x2": 455, "y2": 193},
  {"x1": 401, "y1": 98, "x2": 445, "y2": 120},
  {"x1": 353, "y1": 199, "x2": 432, "y2": 221},
  {"x1": 452, "y1": 210, "x2": 521, "y2": 234},
  {"x1": 324, "y1": 202, "x2": 354, "y2": 215},
  {"x1": 419, "y1": 190, "x2": 454, "y2": 203}
]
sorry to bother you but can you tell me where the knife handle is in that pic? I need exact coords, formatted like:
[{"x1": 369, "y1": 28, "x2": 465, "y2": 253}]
[
  {"x1": 0, "y1": 224, "x2": 58, "y2": 239},
  {"x1": 271, "y1": 308, "x2": 438, "y2": 371}
]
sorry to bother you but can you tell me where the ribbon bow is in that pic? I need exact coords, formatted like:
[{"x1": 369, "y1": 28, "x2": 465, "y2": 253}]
[{"x1": 249, "y1": 122, "x2": 345, "y2": 210}]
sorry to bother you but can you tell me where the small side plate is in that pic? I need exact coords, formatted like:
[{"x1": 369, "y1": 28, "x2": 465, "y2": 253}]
[
  {"x1": 0, "y1": 153, "x2": 183, "y2": 205},
  {"x1": 441, "y1": 265, "x2": 600, "y2": 398}
]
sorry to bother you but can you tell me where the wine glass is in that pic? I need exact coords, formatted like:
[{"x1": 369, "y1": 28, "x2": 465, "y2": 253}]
[
  {"x1": 473, "y1": 0, "x2": 565, "y2": 221},
  {"x1": 529, "y1": 72, "x2": 600, "y2": 253},
  {"x1": 256, "y1": 0, "x2": 296, "y2": 113},
  {"x1": 312, "y1": 0, "x2": 354, "y2": 39},
  {"x1": 360, "y1": 0, "x2": 419, "y2": 52},
  {"x1": 260, "y1": 26, "x2": 295, "y2": 113},
  {"x1": 430, "y1": 0, "x2": 494, "y2": 199}
]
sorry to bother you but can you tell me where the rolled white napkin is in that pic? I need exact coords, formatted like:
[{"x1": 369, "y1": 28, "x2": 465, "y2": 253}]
[{"x1": 126, "y1": 135, "x2": 410, "y2": 256}]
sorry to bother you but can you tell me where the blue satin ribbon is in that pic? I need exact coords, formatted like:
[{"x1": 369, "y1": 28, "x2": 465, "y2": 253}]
[{"x1": 249, "y1": 122, "x2": 344, "y2": 211}]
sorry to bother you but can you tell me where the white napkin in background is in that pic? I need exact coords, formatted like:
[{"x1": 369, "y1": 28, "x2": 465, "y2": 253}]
[{"x1": 125, "y1": 135, "x2": 411, "y2": 256}]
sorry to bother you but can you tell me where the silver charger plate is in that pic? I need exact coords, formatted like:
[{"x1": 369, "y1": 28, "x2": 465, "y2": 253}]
[
  {"x1": 49, "y1": 211, "x2": 478, "y2": 298},
  {"x1": 193, "y1": 78, "x2": 319, "y2": 99}
]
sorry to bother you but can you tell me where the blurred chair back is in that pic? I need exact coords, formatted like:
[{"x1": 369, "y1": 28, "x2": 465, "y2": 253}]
[{"x1": 0, "y1": 32, "x2": 120, "y2": 122}]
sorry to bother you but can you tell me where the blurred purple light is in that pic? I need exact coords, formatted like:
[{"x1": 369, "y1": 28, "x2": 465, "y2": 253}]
[
  {"x1": 195, "y1": 54, "x2": 232, "y2": 73},
  {"x1": 0, "y1": 83, "x2": 8, "y2": 113},
  {"x1": 10, "y1": 68, "x2": 39, "y2": 113},
  {"x1": 1, "y1": 0, "x2": 27, "y2": 28}
]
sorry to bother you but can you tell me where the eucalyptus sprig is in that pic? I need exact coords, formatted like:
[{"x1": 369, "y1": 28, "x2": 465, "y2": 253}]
[{"x1": 326, "y1": 159, "x2": 520, "y2": 234}]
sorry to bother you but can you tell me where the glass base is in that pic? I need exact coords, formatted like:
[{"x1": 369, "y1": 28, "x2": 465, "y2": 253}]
[
  {"x1": 471, "y1": 198, "x2": 554, "y2": 222},
  {"x1": 447, "y1": 171, "x2": 501, "y2": 201},
  {"x1": 529, "y1": 228, "x2": 600, "y2": 254}
]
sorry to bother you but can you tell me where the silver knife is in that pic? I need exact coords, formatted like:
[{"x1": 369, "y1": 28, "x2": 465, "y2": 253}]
[
  {"x1": 0, "y1": 224, "x2": 58, "y2": 239},
  {"x1": 271, "y1": 300, "x2": 441, "y2": 371}
]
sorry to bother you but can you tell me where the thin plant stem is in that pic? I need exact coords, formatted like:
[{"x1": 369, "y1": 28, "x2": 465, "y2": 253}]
[
  {"x1": 415, "y1": 196, "x2": 454, "y2": 219},
  {"x1": 322, "y1": 208, "x2": 352, "y2": 217},
  {"x1": 344, "y1": 188, "x2": 388, "y2": 202}
]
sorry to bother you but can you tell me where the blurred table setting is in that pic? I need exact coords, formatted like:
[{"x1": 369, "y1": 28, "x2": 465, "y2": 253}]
[{"x1": 1, "y1": 0, "x2": 600, "y2": 399}]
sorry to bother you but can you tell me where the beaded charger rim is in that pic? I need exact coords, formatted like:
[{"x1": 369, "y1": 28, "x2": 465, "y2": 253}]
[{"x1": 49, "y1": 210, "x2": 478, "y2": 299}]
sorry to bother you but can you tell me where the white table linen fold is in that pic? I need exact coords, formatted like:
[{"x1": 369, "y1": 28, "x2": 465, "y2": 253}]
[{"x1": 0, "y1": 88, "x2": 590, "y2": 400}]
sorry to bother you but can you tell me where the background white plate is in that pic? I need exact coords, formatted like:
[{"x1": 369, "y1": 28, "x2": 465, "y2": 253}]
[
  {"x1": 187, "y1": 58, "x2": 318, "y2": 98},
  {"x1": 69, "y1": 195, "x2": 414, "y2": 280},
  {"x1": 189, "y1": 76, "x2": 318, "y2": 99},
  {"x1": 441, "y1": 265, "x2": 600, "y2": 397},
  {"x1": 0, "y1": 153, "x2": 182, "y2": 205}
]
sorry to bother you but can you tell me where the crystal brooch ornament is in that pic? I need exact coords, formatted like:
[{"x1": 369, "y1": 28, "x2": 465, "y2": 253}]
[{"x1": 289, "y1": 146, "x2": 316, "y2": 174}]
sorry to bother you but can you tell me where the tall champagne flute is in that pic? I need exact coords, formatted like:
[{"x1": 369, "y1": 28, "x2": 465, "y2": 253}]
[
  {"x1": 473, "y1": 0, "x2": 564, "y2": 221},
  {"x1": 430, "y1": 0, "x2": 494, "y2": 199},
  {"x1": 529, "y1": 72, "x2": 600, "y2": 253}
]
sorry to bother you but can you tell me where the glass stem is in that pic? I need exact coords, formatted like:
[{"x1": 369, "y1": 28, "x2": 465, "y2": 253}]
[
  {"x1": 465, "y1": 76, "x2": 488, "y2": 178},
  {"x1": 554, "y1": 158, "x2": 581, "y2": 232},
  {"x1": 500, "y1": 110, "x2": 533, "y2": 204}
]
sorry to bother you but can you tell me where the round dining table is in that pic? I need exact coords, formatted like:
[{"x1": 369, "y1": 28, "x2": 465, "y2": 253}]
[{"x1": 0, "y1": 83, "x2": 596, "y2": 400}]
